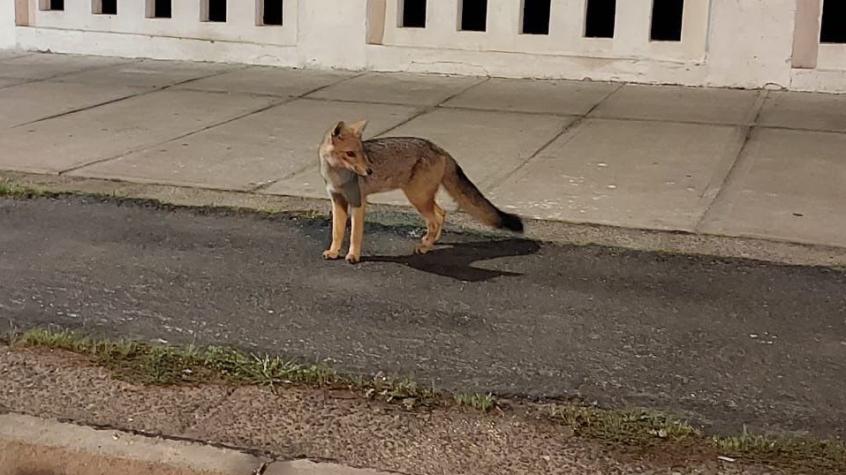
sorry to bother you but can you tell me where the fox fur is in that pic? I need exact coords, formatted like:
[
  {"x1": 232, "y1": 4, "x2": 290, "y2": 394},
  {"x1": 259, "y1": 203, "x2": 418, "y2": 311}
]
[{"x1": 319, "y1": 119, "x2": 523, "y2": 263}]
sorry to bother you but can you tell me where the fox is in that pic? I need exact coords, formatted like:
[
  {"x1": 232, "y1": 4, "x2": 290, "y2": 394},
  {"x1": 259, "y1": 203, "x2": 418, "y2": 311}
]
[{"x1": 318, "y1": 119, "x2": 524, "y2": 264}]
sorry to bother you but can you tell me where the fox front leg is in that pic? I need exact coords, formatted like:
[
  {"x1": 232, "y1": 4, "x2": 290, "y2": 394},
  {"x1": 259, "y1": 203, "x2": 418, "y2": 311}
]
[
  {"x1": 345, "y1": 204, "x2": 366, "y2": 264},
  {"x1": 323, "y1": 194, "x2": 348, "y2": 260}
]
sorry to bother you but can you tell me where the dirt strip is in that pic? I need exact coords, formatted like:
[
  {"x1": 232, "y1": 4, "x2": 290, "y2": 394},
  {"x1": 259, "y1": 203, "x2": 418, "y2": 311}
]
[{"x1": 0, "y1": 345, "x2": 782, "y2": 475}]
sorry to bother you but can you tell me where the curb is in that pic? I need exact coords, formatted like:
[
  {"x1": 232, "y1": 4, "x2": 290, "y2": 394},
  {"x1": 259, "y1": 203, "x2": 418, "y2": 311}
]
[
  {"x1": 0, "y1": 413, "x2": 396, "y2": 475},
  {"x1": 2, "y1": 170, "x2": 846, "y2": 268}
]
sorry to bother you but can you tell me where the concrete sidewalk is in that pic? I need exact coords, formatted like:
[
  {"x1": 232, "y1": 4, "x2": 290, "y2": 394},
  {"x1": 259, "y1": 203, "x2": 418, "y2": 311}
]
[
  {"x1": 1, "y1": 51, "x2": 844, "y2": 249},
  {"x1": 0, "y1": 413, "x2": 392, "y2": 475}
]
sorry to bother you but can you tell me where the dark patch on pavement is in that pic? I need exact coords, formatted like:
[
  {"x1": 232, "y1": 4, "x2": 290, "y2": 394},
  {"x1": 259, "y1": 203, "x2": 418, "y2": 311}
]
[{"x1": 1, "y1": 196, "x2": 846, "y2": 439}]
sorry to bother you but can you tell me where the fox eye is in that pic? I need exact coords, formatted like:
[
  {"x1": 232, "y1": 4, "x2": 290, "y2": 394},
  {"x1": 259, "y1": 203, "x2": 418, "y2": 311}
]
[{"x1": 345, "y1": 151, "x2": 356, "y2": 158}]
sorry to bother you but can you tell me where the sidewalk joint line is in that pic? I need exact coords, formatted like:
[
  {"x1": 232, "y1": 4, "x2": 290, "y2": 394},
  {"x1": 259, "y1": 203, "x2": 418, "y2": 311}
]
[
  {"x1": 13, "y1": 89, "x2": 157, "y2": 128},
  {"x1": 437, "y1": 76, "x2": 491, "y2": 106},
  {"x1": 484, "y1": 81, "x2": 625, "y2": 191},
  {"x1": 247, "y1": 72, "x2": 377, "y2": 193},
  {"x1": 0, "y1": 79, "x2": 27, "y2": 91},
  {"x1": 174, "y1": 86, "x2": 289, "y2": 99},
  {"x1": 754, "y1": 123, "x2": 846, "y2": 136},
  {"x1": 250, "y1": 76, "x2": 484, "y2": 193},
  {"x1": 587, "y1": 81, "x2": 627, "y2": 116},
  {"x1": 250, "y1": 101, "x2": 431, "y2": 193},
  {"x1": 9, "y1": 56, "x2": 143, "y2": 87},
  {"x1": 484, "y1": 118, "x2": 582, "y2": 192},
  {"x1": 298, "y1": 71, "x2": 370, "y2": 98},
  {"x1": 12, "y1": 64, "x2": 253, "y2": 128},
  {"x1": 290, "y1": 84, "x2": 846, "y2": 135},
  {"x1": 298, "y1": 95, "x2": 421, "y2": 108},
  {"x1": 166, "y1": 63, "x2": 254, "y2": 88},
  {"x1": 693, "y1": 89, "x2": 770, "y2": 232},
  {"x1": 58, "y1": 97, "x2": 293, "y2": 176},
  {"x1": 54, "y1": 65, "x2": 343, "y2": 175}
]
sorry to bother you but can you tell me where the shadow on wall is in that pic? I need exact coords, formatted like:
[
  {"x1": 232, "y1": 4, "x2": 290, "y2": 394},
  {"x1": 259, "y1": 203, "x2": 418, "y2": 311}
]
[{"x1": 366, "y1": 238, "x2": 541, "y2": 282}]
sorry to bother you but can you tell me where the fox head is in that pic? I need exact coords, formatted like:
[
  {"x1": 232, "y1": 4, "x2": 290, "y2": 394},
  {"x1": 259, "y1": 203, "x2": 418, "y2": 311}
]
[{"x1": 323, "y1": 119, "x2": 372, "y2": 177}]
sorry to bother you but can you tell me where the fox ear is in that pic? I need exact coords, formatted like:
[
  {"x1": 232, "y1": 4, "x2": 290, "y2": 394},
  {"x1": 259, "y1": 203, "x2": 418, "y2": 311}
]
[
  {"x1": 348, "y1": 119, "x2": 368, "y2": 137},
  {"x1": 332, "y1": 121, "x2": 346, "y2": 138}
]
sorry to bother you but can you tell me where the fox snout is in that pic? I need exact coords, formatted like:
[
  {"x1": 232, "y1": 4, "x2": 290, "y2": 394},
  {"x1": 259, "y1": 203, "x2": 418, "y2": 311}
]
[{"x1": 348, "y1": 163, "x2": 372, "y2": 177}]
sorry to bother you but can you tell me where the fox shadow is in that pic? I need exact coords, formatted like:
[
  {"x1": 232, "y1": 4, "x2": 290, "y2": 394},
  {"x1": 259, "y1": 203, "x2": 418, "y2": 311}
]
[{"x1": 364, "y1": 238, "x2": 541, "y2": 282}]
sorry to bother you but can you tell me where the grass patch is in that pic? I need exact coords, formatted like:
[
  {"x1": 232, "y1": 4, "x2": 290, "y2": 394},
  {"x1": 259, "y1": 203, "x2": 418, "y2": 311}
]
[
  {"x1": 549, "y1": 405, "x2": 700, "y2": 446},
  {"x1": 714, "y1": 429, "x2": 846, "y2": 472},
  {"x1": 9, "y1": 328, "x2": 846, "y2": 472},
  {"x1": 455, "y1": 392, "x2": 496, "y2": 412},
  {"x1": 13, "y1": 329, "x2": 336, "y2": 387},
  {"x1": 0, "y1": 182, "x2": 51, "y2": 199},
  {"x1": 11, "y1": 328, "x2": 434, "y2": 406}
]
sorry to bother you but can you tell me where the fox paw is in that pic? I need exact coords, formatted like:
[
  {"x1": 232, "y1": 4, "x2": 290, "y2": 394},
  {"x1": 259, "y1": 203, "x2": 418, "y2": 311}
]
[
  {"x1": 414, "y1": 244, "x2": 433, "y2": 255},
  {"x1": 323, "y1": 250, "x2": 340, "y2": 260},
  {"x1": 345, "y1": 252, "x2": 361, "y2": 264}
]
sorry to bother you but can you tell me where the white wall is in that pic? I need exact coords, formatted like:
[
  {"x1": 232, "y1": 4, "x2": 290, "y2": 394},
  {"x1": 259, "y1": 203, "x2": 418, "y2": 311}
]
[
  {"x1": 29, "y1": 0, "x2": 297, "y2": 46},
  {"x1": 368, "y1": 0, "x2": 846, "y2": 92},
  {"x1": 4, "y1": 0, "x2": 846, "y2": 92},
  {"x1": 382, "y1": 0, "x2": 710, "y2": 62},
  {"x1": 0, "y1": 0, "x2": 15, "y2": 48}
]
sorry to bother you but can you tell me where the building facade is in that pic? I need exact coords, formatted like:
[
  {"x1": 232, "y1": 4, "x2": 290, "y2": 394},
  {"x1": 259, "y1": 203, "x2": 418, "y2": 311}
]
[{"x1": 2, "y1": 0, "x2": 845, "y2": 92}]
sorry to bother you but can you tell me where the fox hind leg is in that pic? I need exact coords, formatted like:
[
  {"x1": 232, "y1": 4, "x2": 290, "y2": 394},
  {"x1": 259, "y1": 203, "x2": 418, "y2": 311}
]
[
  {"x1": 405, "y1": 186, "x2": 444, "y2": 255},
  {"x1": 433, "y1": 201, "x2": 446, "y2": 242}
]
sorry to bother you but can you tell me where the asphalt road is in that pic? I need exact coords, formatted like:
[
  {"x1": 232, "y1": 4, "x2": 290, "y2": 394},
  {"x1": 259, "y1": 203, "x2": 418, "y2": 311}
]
[{"x1": 2, "y1": 196, "x2": 845, "y2": 438}]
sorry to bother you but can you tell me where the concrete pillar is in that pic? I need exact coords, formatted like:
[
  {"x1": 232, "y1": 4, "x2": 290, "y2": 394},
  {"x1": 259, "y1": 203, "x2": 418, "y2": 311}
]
[
  {"x1": 1, "y1": 0, "x2": 19, "y2": 47},
  {"x1": 705, "y1": 0, "x2": 798, "y2": 88},
  {"x1": 366, "y1": 0, "x2": 386, "y2": 45},
  {"x1": 14, "y1": 0, "x2": 26, "y2": 26},
  {"x1": 297, "y1": 0, "x2": 368, "y2": 70},
  {"x1": 791, "y1": 0, "x2": 821, "y2": 69}
]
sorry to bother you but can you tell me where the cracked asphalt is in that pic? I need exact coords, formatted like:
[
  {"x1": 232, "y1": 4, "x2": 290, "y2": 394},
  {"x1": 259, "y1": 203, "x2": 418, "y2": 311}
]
[{"x1": 1, "y1": 195, "x2": 845, "y2": 438}]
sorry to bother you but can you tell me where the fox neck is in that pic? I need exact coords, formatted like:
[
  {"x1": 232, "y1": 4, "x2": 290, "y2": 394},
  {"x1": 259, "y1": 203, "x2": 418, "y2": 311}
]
[
  {"x1": 318, "y1": 132, "x2": 337, "y2": 166},
  {"x1": 319, "y1": 142, "x2": 357, "y2": 185}
]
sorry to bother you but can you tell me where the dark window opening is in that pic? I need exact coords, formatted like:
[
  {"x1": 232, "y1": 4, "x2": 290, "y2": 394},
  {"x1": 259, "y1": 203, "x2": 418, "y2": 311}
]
[
  {"x1": 522, "y1": 0, "x2": 551, "y2": 35},
  {"x1": 460, "y1": 0, "x2": 487, "y2": 32},
  {"x1": 208, "y1": 0, "x2": 227, "y2": 22},
  {"x1": 154, "y1": 0, "x2": 171, "y2": 18},
  {"x1": 263, "y1": 0, "x2": 283, "y2": 25},
  {"x1": 48, "y1": 0, "x2": 64, "y2": 10},
  {"x1": 584, "y1": 0, "x2": 615, "y2": 38},
  {"x1": 650, "y1": 0, "x2": 684, "y2": 42},
  {"x1": 821, "y1": 0, "x2": 846, "y2": 43},
  {"x1": 100, "y1": 0, "x2": 117, "y2": 14},
  {"x1": 401, "y1": 0, "x2": 426, "y2": 28}
]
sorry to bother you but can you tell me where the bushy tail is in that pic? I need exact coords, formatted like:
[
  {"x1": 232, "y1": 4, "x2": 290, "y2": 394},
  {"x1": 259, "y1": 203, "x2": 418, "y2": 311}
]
[{"x1": 441, "y1": 156, "x2": 524, "y2": 233}]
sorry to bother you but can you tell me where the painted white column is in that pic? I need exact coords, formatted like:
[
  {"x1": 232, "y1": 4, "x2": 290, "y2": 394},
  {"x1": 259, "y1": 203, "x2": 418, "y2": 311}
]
[
  {"x1": 487, "y1": 0, "x2": 520, "y2": 50},
  {"x1": 792, "y1": 0, "x2": 821, "y2": 69},
  {"x1": 706, "y1": 0, "x2": 797, "y2": 88},
  {"x1": 614, "y1": 0, "x2": 652, "y2": 57},
  {"x1": 554, "y1": 0, "x2": 588, "y2": 53},
  {"x1": 298, "y1": 0, "x2": 368, "y2": 69},
  {"x1": 0, "y1": 0, "x2": 16, "y2": 48}
]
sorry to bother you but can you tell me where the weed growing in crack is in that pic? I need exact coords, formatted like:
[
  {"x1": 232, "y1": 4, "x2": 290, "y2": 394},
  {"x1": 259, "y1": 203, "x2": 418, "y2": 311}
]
[{"x1": 455, "y1": 393, "x2": 496, "y2": 412}]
